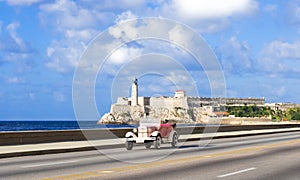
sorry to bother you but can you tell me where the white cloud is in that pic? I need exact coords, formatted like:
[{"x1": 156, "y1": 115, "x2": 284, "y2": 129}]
[
  {"x1": 286, "y1": 1, "x2": 300, "y2": 24},
  {"x1": 0, "y1": 22, "x2": 33, "y2": 66},
  {"x1": 40, "y1": 0, "x2": 259, "y2": 73},
  {"x1": 108, "y1": 47, "x2": 142, "y2": 65},
  {"x1": 39, "y1": 0, "x2": 109, "y2": 72},
  {"x1": 2, "y1": 53, "x2": 32, "y2": 64},
  {"x1": 6, "y1": 22, "x2": 24, "y2": 49},
  {"x1": 46, "y1": 39, "x2": 86, "y2": 72},
  {"x1": 39, "y1": 0, "x2": 102, "y2": 30},
  {"x1": 261, "y1": 41, "x2": 300, "y2": 59},
  {"x1": 79, "y1": 0, "x2": 147, "y2": 11},
  {"x1": 7, "y1": 77, "x2": 26, "y2": 84},
  {"x1": 94, "y1": 18, "x2": 224, "y2": 98},
  {"x1": 102, "y1": 46, "x2": 143, "y2": 76},
  {"x1": 172, "y1": 0, "x2": 258, "y2": 19},
  {"x1": 108, "y1": 20, "x2": 139, "y2": 41},
  {"x1": 284, "y1": 2, "x2": 300, "y2": 38},
  {"x1": 168, "y1": 24, "x2": 192, "y2": 47},
  {"x1": 64, "y1": 29, "x2": 97, "y2": 41},
  {"x1": 4, "y1": 0, "x2": 44, "y2": 6},
  {"x1": 115, "y1": 11, "x2": 138, "y2": 24},
  {"x1": 158, "y1": 0, "x2": 258, "y2": 33},
  {"x1": 216, "y1": 37, "x2": 254, "y2": 74},
  {"x1": 258, "y1": 40, "x2": 300, "y2": 73}
]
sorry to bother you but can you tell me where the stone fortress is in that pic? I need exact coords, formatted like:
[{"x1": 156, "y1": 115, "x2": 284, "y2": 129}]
[{"x1": 99, "y1": 78, "x2": 266, "y2": 124}]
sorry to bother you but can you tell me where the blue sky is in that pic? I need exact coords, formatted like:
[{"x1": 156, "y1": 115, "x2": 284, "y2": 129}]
[{"x1": 0, "y1": 0, "x2": 300, "y2": 120}]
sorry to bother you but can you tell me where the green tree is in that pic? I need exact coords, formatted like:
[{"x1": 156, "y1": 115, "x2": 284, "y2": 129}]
[{"x1": 286, "y1": 108, "x2": 300, "y2": 120}]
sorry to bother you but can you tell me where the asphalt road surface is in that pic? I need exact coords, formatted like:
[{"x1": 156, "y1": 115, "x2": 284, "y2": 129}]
[{"x1": 1, "y1": 131, "x2": 299, "y2": 180}]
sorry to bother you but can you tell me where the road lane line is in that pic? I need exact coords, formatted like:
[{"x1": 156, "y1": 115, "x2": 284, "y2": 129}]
[
  {"x1": 99, "y1": 170, "x2": 114, "y2": 174},
  {"x1": 22, "y1": 160, "x2": 79, "y2": 168},
  {"x1": 217, "y1": 167, "x2": 256, "y2": 178}
]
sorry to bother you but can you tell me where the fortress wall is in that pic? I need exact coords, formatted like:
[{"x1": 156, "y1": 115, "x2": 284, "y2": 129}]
[
  {"x1": 225, "y1": 98, "x2": 265, "y2": 105},
  {"x1": 150, "y1": 97, "x2": 189, "y2": 109},
  {"x1": 187, "y1": 97, "x2": 214, "y2": 108},
  {"x1": 130, "y1": 106, "x2": 146, "y2": 115},
  {"x1": 187, "y1": 97, "x2": 265, "y2": 107},
  {"x1": 110, "y1": 104, "x2": 131, "y2": 114},
  {"x1": 173, "y1": 96, "x2": 188, "y2": 109},
  {"x1": 116, "y1": 97, "x2": 129, "y2": 105},
  {"x1": 150, "y1": 97, "x2": 173, "y2": 109}
]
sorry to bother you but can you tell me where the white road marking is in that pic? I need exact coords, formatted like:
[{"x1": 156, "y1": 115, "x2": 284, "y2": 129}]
[
  {"x1": 22, "y1": 160, "x2": 79, "y2": 168},
  {"x1": 217, "y1": 167, "x2": 256, "y2": 178},
  {"x1": 100, "y1": 170, "x2": 114, "y2": 174}
]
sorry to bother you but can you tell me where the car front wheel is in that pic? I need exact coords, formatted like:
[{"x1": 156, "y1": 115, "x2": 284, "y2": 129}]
[{"x1": 154, "y1": 136, "x2": 161, "y2": 149}]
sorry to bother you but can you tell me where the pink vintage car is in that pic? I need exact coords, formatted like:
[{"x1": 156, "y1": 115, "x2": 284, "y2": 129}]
[{"x1": 125, "y1": 119, "x2": 178, "y2": 150}]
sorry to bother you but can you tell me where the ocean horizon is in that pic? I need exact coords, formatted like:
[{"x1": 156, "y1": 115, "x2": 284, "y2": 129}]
[
  {"x1": 0, "y1": 121, "x2": 137, "y2": 132},
  {"x1": 0, "y1": 120, "x2": 211, "y2": 132}
]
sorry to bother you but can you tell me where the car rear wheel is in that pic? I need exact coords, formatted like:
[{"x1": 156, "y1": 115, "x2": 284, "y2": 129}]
[
  {"x1": 154, "y1": 136, "x2": 161, "y2": 149},
  {"x1": 125, "y1": 137, "x2": 134, "y2": 150},
  {"x1": 171, "y1": 133, "x2": 178, "y2": 148}
]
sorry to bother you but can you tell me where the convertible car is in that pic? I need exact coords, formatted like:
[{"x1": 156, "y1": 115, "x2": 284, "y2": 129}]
[{"x1": 125, "y1": 119, "x2": 178, "y2": 150}]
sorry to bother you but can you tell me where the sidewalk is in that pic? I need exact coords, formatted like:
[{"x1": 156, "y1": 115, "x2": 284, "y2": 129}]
[{"x1": 1, "y1": 127, "x2": 300, "y2": 158}]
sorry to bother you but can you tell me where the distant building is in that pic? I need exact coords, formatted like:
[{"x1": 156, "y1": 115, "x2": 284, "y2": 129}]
[
  {"x1": 100, "y1": 78, "x2": 265, "y2": 124},
  {"x1": 174, "y1": 90, "x2": 185, "y2": 98},
  {"x1": 116, "y1": 78, "x2": 265, "y2": 108},
  {"x1": 265, "y1": 102, "x2": 300, "y2": 111}
]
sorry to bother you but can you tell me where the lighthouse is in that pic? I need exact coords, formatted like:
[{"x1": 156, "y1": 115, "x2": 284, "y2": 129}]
[{"x1": 131, "y1": 77, "x2": 138, "y2": 106}]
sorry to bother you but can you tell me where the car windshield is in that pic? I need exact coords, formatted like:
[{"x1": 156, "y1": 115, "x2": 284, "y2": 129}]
[{"x1": 139, "y1": 118, "x2": 160, "y2": 127}]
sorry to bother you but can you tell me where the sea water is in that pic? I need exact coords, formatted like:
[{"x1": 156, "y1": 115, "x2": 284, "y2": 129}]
[{"x1": 0, "y1": 121, "x2": 136, "y2": 132}]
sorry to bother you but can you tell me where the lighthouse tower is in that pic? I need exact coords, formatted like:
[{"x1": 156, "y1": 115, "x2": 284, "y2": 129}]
[{"x1": 131, "y1": 77, "x2": 138, "y2": 106}]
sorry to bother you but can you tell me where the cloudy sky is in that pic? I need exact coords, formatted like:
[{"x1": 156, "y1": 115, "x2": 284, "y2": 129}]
[{"x1": 1, "y1": 0, "x2": 300, "y2": 120}]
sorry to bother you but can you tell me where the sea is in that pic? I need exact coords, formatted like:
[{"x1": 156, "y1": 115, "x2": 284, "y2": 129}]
[
  {"x1": 0, "y1": 121, "x2": 136, "y2": 132},
  {"x1": 0, "y1": 121, "x2": 210, "y2": 132}
]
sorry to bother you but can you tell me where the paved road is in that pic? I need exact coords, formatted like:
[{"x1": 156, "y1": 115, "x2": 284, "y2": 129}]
[{"x1": 1, "y1": 131, "x2": 299, "y2": 180}]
